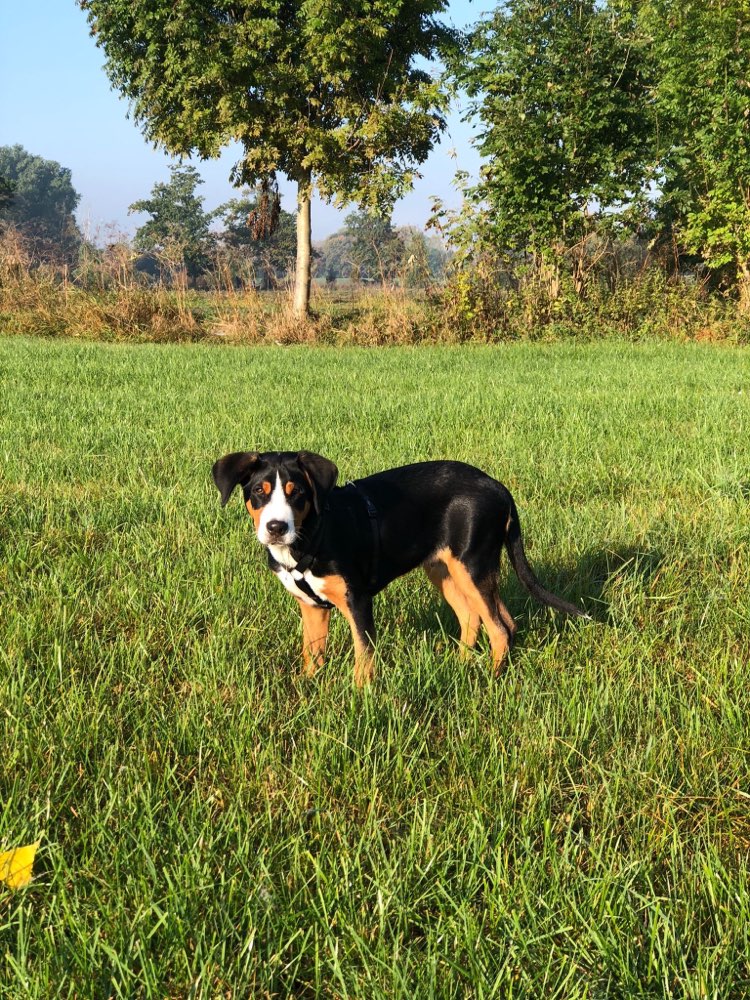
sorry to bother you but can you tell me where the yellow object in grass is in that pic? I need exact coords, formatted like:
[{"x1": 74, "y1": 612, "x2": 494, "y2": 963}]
[{"x1": 0, "y1": 841, "x2": 39, "y2": 889}]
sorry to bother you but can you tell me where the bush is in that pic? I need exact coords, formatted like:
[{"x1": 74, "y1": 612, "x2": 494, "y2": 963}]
[{"x1": 439, "y1": 249, "x2": 750, "y2": 343}]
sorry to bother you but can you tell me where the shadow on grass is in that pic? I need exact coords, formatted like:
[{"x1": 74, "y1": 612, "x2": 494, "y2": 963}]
[{"x1": 401, "y1": 544, "x2": 665, "y2": 649}]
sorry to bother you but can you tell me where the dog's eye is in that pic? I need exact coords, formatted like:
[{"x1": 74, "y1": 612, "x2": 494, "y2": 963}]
[{"x1": 253, "y1": 485, "x2": 266, "y2": 496}]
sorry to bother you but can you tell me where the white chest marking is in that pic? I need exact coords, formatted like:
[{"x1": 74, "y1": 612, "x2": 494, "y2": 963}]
[
  {"x1": 301, "y1": 570, "x2": 329, "y2": 602},
  {"x1": 273, "y1": 566, "x2": 330, "y2": 607},
  {"x1": 267, "y1": 542, "x2": 296, "y2": 569}
]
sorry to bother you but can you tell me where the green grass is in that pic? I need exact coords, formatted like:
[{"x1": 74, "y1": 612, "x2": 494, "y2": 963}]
[{"x1": 1, "y1": 336, "x2": 750, "y2": 998}]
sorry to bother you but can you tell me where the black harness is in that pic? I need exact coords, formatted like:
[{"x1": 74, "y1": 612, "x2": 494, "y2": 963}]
[{"x1": 281, "y1": 481, "x2": 380, "y2": 610}]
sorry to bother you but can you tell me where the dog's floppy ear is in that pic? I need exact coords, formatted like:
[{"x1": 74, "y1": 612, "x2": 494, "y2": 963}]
[
  {"x1": 297, "y1": 451, "x2": 338, "y2": 513},
  {"x1": 212, "y1": 451, "x2": 260, "y2": 507}
]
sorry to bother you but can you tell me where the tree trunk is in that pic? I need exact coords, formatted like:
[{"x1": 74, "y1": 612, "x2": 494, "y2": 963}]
[{"x1": 293, "y1": 175, "x2": 312, "y2": 318}]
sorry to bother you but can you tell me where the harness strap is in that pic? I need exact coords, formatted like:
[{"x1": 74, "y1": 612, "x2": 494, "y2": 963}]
[
  {"x1": 288, "y1": 515, "x2": 332, "y2": 609},
  {"x1": 294, "y1": 551, "x2": 315, "y2": 574},
  {"x1": 291, "y1": 570, "x2": 333, "y2": 610},
  {"x1": 346, "y1": 481, "x2": 380, "y2": 591},
  {"x1": 288, "y1": 502, "x2": 327, "y2": 577}
]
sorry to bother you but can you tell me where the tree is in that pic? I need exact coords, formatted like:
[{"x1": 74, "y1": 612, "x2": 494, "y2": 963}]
[
  {"x1": 315, "y1": 218, "x2": 446, "y2": 285},
  {"x1": 79, "y1": 0, "x2": 454, "y2": 317},
  {"x1": 344, "y1": 211, "x2": 405, "y2": 285},
  {"x1": 0, "y1": 144, "x2": 82, "y2": 262},
  {"x1": 314, "y1": 231, "x2": 355, "y2": 284},
  {"x1": 643, "y1": 0, "x2": 750, "y2": 308},
  {"x1": 456, "y1": 0, "x2": 654, "y2": 294},
  {"x1": 218, "y1": 189, "x2": 297, "y2": 289},
  {"x1": 129, "y1": 165, "x2": 217, "y2": 283}
]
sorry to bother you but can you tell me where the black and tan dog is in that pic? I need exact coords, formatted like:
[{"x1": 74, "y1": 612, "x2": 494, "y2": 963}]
[{"x1": 213, "y1": 450, "x2": 588, "y2": 685}]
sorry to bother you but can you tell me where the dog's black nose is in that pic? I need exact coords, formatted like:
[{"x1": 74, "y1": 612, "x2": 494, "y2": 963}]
[{"x1": 266, "y1": 519, "x2": 289, "y2": 537}]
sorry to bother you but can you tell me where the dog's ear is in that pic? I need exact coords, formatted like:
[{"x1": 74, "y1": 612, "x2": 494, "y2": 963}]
[
  {"x1": 297, "y1": 451, "x2": 338, "y2": 513},
  {"x1": 212, "y1": 451, "x2": 260, "y2": 507}
]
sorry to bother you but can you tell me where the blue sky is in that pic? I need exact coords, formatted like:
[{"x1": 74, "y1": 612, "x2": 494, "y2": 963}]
[{"x1": 1, "y1": 2, "x2": 489, "y2": 241}]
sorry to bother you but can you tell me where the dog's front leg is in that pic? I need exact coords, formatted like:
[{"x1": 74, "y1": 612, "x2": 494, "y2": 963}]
[
  {"x1": 345, "y1": 596, "x2": 377, "y2": 687},
  {"x1": 296, "y1": 599, "x2": 331, "y2": 676},
  {"x1": 311, "y1": 576, "x2": 377, "y2": 686}
]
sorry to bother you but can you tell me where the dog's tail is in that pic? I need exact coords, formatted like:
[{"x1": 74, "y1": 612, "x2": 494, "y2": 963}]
[{"x1": 505, "y1": 497, "x2": 590, "y2": 619}]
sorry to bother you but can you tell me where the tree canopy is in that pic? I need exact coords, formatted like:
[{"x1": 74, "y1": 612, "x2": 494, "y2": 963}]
[
  {"x1": 80, "y1": 0, "x2": 454, "y2": 314},
  {"x1": 457, "y1": 0, "x2": 654, "y2": 277},
  {"x1": 644, "y1": 0, "x2": 750, "y2": 301}
]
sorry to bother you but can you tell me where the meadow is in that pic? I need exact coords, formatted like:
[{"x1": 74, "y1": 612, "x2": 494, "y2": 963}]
[{"x1": 1, "y1": 335, "x2": 749, "y2": 997}]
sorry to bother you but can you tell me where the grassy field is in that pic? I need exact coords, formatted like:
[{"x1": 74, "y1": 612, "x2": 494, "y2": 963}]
[{"x1": 1, "y1": 336, "x2": 749, "y2": 998}]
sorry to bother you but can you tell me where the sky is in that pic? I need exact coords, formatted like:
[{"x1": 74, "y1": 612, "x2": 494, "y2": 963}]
[{"x1": 0, "y1": 2, "x2": 490, "y2": 242}]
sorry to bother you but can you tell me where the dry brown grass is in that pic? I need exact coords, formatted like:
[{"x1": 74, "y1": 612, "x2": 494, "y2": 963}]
[
  {"x1": 0, "y1": 228, "x2": 444, "y2": 344},
  {"x1": 0, "y1": 228, "x2": 203, "y2": 341},
  {"x1": 2, "y1": 226, "x2": 748, "y2": 345}
]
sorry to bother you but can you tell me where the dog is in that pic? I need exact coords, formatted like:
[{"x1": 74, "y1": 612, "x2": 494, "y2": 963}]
[{"x1": 212, "y1": 451, "x2": 588, "y2": 686}]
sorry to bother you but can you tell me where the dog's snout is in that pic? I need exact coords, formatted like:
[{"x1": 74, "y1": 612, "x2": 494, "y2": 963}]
[{"x1": 266, "y1": 519, "x2": 289, "y2": 537}]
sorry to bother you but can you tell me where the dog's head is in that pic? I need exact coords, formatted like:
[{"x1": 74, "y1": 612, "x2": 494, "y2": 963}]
[{"x1": 212, "y1": 450, "x2": 338, "y2": 548}]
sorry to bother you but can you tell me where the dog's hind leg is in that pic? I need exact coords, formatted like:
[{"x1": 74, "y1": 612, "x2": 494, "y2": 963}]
[
  {"x1": 437, "y1": 550, "x2": 515, "y2": 674},
  {"x1": 494, "y1": 594, "x2": 517, "y2": 648},
  {"x1": 425, "y1": 560, "x2": 481, "y2": 658}
]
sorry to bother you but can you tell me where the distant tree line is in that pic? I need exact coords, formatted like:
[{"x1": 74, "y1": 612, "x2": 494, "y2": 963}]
[
  {"x1": 0, "y1": 148, "x2": 446, "y2": 291},
  {"x1": 315, "y1": 214, "x2": 449, "y2": 288},
  {"x1": 124, "y1": 164, "x2": 300, "y2": 290},
  {"x1": 125, "y1": 163, "x2": 450, "y2": 288},
  {"x1": 0, "y1": 145, "x2": 83, "y2": 264}
]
